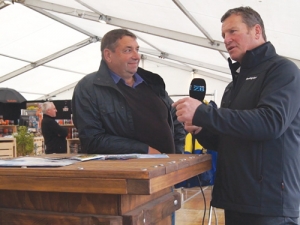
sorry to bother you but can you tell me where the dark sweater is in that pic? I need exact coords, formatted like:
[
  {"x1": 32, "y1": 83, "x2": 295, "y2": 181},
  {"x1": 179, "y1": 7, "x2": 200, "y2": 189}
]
[
  {"x1": 41, "y1": 114, "x2": 68, "y2": 154},
  {"x1": 117, "y1": 82, "x2": 175, "y2": 153}
]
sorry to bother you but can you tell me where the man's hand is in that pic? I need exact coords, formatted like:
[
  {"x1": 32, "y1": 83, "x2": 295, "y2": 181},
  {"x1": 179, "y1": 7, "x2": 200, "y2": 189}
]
[
  {"x1": 172, "y1": 97, "x2": 202, "y2": 123},
  {"x1": 148, "y1": 147, "x2": 161, "y2": 154},
  {"x1": 185, "y1": 122, "x2": 202, "y2": 134}
]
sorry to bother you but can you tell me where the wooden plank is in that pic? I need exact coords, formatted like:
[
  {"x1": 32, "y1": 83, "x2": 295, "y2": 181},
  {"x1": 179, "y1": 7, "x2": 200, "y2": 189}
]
[
  {"x1": 0, "y1": 190, "x2": 120, "y2": 215},
  {"x1": 0, "y1": 142, "x2": 14, "y2": 149},
  {"x1": 0, "y1": 137, "x2": 17, "y2": 158},
  {"x1": 0, "y1": 208, "x2": 122, "y2": 225},
  {"x1": 120, "y1": 188, "x2": 172, "y2": 214},
  {"x1": 148, "y1": 160, "x2": 211, "y2": 194},
  {"x1": 127, "y1": 159, "x2": 211, "y2": 194},
  {"x1": 0, "y1": 154, "x2": 211, "y2": 178},
  {"x1": 0, "y1": 189, "x2": 174, "y2": 216},
  {"x1": 0, "y1": 176, "x2": 128, "y2": 194},
  {"x1": 0, "y1": 150, "x2": 13, "y2": 158},
  {"x1": 123, "y1": 191, "x2": 181, "y2": 225},
  {"x1": 0, "y1": 142, "x2": 14, "y2": 158}
]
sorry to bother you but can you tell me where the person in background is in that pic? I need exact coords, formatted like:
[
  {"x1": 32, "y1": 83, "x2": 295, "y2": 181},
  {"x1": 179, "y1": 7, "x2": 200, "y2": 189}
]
[
  {"x1": 72, "y1": 29, "x2": 185, "y2": 154},
  {"x1": 41, "y1": 102, "x2": 68, "y2": 154},
  {"x1": 36, "y1": 103, "x2": 43, "y2": 132},
  {"x1": 173, "y1": 6, "x2": 300, "y2": 225}
]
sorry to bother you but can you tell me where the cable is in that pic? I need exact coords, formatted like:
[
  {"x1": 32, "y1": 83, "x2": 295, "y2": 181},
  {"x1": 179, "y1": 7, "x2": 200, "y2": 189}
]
[
  {"x1": 208, "y1": 201, "x2": 212, "y2": 225},
  {"x1": 197, "y1": 175, "x2": 206, "y2": 225}
]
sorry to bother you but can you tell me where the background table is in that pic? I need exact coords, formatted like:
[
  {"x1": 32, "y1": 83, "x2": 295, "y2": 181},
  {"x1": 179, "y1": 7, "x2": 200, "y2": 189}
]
[{"x1": 0, "y1": 154, "x2": 211, "y2": 225}]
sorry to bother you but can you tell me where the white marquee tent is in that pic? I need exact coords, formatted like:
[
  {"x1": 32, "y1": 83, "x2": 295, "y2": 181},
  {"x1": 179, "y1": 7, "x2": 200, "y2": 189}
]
[{"x1": 1, "y1": 0, "x2": 299, "y2": 106}]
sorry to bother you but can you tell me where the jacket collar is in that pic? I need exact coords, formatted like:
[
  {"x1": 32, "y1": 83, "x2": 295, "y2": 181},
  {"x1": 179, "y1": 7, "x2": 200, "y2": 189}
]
[
  {"x1": 93, "y1": 60, "x2": 166, "y2": 96},
  {"x1": 43, "y1": 114, "x2": 55, "y2": 120},
  {"x1": 228, "y1": 41, "x2": 276, "y2": 80},
  {"x1": 240, "y1": 41, "x2": 276, "y2": 69},
  {"x1": 93, "y1": 60, "x2": 116, "y2": 87}
]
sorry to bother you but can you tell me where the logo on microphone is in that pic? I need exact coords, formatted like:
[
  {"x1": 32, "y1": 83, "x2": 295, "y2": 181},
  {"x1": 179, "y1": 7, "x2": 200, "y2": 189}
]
[{"x1": 190, "y1": 85, "x2": 205, "y2": 92}]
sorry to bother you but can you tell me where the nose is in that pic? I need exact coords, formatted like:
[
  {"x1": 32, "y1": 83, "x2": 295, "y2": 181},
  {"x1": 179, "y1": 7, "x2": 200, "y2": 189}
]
[
  {"x1": 132, "y1": 50, "x2": 140, "y2": 59},
  {"x1": 223, "y1": 34, "x2": 232, "y2": 46}
]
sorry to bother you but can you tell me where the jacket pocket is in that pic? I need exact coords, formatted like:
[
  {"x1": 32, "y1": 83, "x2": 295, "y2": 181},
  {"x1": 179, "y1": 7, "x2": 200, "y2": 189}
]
[{"x1": 99, "y1": 103, "x2": 115, "y2": 116}]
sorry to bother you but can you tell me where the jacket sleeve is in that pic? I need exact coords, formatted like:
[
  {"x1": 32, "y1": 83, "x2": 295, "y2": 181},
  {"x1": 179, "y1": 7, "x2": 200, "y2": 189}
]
[
  {"x1": 167, "y1": 94, "x2": 186, "y2": 154},
  {"x1": 192, "y1": 59, "x2": 300, "y2": 141},
  {"x1": 72, "y1": 79, "x2": 149, "y2": 154},
  {"x1": 194, "y1": 127, "x2": 219, "y2": 150},
  {"x1": 47, "y1": 119, "x2": 68, "y2": 138}
]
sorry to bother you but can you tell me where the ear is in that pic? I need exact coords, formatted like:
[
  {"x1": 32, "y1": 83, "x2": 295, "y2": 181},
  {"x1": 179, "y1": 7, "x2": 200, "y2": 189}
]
[
  {"x1": 103, "y1": 48, "x2": 112, "y2": 63},
  {"x1": 254, "y1": 24, "x2": 262, "y2": 39}
]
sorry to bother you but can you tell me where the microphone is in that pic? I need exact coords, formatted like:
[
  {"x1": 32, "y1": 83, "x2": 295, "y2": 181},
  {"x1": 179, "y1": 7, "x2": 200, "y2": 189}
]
[{"x1": 189, "y1": 78, "x2": 206, "y2": 102}]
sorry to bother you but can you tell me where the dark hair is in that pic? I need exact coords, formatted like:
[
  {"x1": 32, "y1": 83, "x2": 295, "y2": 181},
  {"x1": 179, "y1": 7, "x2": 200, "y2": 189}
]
[
  {"x1": 100, "y1": 29, "x2": 137, "y2": 58},
  {"x1": 221, "y1": 6, "x2": 267, "y2": 41}
]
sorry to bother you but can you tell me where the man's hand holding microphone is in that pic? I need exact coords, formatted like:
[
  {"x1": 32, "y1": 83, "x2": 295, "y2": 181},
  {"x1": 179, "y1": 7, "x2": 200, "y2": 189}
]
[{"x1": 172, "y1": 78, "x2": 206, "y2": 134}]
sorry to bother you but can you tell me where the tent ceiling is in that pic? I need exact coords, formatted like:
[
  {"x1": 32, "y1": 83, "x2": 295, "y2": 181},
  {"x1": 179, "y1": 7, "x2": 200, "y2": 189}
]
[{"x1": 0, "y1": 0, "x2": 299, "y2": 101}]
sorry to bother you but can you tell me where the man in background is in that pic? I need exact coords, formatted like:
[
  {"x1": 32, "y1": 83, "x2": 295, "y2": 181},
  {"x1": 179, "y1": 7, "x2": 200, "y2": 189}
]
[
  {"x1": 72, "y1": 29, "x2": 185, "y2": 154},
  {"x1": 173, "y1": 6, "x2": 300, "y2": 225},
  {"x1": 41, "y1": 102, "x2": 68, "y2": 154}
]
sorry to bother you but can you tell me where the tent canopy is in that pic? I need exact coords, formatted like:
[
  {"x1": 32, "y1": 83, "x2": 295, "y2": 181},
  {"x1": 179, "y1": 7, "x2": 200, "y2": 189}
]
[{"x1": 1, "y1": 0, "x2": 299, "y2": 105}]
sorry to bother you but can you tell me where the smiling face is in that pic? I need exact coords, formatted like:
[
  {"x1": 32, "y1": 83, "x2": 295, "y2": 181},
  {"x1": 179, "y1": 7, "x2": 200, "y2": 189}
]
[
  {"x1": 104, "y1": 36, "x2": 140, "y2": 80},
  {"x1": 221, "y1": 14, "x2": 264, "y2": 63}
]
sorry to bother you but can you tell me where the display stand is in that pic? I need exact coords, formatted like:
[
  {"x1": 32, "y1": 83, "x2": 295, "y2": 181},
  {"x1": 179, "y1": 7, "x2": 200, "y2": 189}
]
[
  {"x1": 60, "y1": 124, "x2": 80, "y2": 154},
  {"x1": 33, "y1": 137, "x2": 44, "y2": 155},
  {"x1": 0, "y1": 137, "x2": 16, "y2": 158},
  {"x1": 0, "y1": 125, "x2": 17, "y2": 134}
]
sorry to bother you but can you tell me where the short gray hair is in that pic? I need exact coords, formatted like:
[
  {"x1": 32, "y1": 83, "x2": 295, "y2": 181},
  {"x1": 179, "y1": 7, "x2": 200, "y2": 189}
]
[{"x1": 41, "y1": 102, "x2": 53, "y2": 114}]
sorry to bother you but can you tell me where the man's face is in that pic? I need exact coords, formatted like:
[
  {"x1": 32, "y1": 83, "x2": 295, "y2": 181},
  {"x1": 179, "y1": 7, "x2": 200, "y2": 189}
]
[
  {"x1": 221, "y1": 14, "x2": 257, "y2": 63},
  {"x1": 105, "y1": 36, "x2": 140, "y2": 79},
  {"x1": 47, "y1": 103, "x2": 57, "y2": 117}
]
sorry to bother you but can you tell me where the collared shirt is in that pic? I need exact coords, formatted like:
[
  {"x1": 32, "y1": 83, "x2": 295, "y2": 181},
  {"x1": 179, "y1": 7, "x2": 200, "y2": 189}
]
[{"x1": 109, "y1": 70, "x2": 144, "y2": 88}]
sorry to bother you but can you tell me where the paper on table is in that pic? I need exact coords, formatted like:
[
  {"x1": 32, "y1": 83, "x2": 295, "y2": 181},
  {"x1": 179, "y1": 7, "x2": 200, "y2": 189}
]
[
  {"x1": 137, "y1": 154, "x2": 169, "y2": 158},
  {"x1": 0, "y1": 157, "x2": 78, "y2": 167},
  {"x1": 70, "y1": 154, "x2": 105, "y2": 161},
  {"x1": 0, "y1": 154, "x2": 170, "y2": 167},
  {"x1": 71, "y1": 153, "x2": 169, "y2": 161}
]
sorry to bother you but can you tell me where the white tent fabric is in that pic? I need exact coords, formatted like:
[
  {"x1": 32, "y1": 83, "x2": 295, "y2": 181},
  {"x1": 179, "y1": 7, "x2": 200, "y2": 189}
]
[{"x1": 0, "y1": 0, "x2": 299, "y2": 106}]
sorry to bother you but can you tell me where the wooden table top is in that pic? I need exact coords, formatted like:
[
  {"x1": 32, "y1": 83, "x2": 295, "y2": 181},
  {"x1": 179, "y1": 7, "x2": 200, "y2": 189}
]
[{"x1": 0, "y1": 154, "x2": 211, "y2": 195}]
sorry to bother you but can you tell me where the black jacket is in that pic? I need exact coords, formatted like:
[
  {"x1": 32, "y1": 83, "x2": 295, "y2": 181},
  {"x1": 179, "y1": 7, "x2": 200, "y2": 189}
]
[
  {"x1": 195, "y1": 42, "x2": 300, "y2": 217},
  {"x1": 72, "y1": 60, "x2": 185, "y2": 154},
  {"x1": 41, "y1": 114, "x2": 68, "y2": 154}
]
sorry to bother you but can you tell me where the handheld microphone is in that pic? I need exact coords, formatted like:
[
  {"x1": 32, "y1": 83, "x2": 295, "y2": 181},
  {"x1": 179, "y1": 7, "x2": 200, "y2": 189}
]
[{"x1": 189, "y1": 78, "x2": 206, "y2": 102}]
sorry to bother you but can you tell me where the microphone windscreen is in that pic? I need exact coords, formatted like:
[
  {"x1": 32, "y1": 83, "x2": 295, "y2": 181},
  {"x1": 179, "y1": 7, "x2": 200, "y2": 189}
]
[{"x1": 189, "y1": 78, "x2": 206, "y2": 101}]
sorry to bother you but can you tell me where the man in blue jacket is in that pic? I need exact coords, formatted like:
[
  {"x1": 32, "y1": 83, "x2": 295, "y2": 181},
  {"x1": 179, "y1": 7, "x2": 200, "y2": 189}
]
[
  {"x1": 72, "y1": 29, "x2": 185, "y2": 154},
  {"x1": 173, "y1": 6, "x2": 300, "y2": 225}
]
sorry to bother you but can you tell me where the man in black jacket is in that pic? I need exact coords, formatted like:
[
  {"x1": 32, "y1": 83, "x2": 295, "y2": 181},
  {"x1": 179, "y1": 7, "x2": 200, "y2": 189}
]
[
  {"x1": 173, "y1": 6, "x2": 300, "y2": 225},
  {"x1": 72, "y1": 29, "x2": 185, "y2": 154},
  {"x1": 41, "y1": 102, "x2": 68, "y2": 154}
]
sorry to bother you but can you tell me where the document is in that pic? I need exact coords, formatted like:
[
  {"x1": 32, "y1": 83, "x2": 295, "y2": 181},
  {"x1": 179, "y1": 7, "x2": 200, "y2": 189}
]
[
  {"x1": 0, "y1": 157, "x2": 78, "y2": 167},
  {"x1": 0, "y1": 154, "x2": 170, "y2": 167},
  {"x1": 71, "y1": 153, "x2": 169, "y2": 161}
]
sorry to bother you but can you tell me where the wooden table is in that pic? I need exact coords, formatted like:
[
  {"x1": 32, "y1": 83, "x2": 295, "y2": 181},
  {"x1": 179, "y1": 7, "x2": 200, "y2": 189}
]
[{"x1": 0, "y1": 154, "x2": 211, "y2": 225}]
